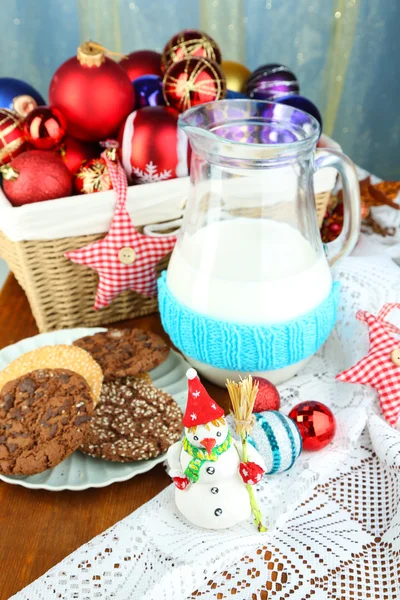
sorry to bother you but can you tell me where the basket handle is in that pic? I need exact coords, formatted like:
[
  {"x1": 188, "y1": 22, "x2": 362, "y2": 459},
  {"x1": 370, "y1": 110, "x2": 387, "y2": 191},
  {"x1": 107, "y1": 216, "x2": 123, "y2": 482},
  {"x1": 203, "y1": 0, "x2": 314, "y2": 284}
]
[
  {"x1": 315, "y1": 149, "x2": 361, "y2": 266},
  {"x1": 143, "y1": 218, "x2": 183, "y2": 237}
]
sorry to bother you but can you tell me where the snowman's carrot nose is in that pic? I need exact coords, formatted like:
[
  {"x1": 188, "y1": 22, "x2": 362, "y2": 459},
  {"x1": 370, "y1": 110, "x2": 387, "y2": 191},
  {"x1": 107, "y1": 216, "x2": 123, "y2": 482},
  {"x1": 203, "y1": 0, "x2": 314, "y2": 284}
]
[{"x1": 200, "y1": 438, "x2": 216, "y2": 455}]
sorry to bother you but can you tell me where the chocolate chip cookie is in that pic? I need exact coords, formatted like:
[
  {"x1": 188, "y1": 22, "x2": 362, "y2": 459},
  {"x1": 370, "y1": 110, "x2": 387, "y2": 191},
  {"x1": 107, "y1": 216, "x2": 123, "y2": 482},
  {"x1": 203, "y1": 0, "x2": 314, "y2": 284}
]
[
  {"x1": 80, "y1": 377, "x2": 182, "y2": 461},
  {"x1": 0, "y1": 369, "x2": 94, "y2": 476},
  {"x1": 73, "y1": 329, "x2": 169, "y2": 381}
]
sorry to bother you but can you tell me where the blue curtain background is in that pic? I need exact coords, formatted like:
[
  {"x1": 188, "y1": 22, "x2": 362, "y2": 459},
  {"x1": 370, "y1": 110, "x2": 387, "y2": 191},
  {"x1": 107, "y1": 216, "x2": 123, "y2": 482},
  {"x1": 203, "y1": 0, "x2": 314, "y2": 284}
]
[{"x1": 0, "y1": 0, "x2": 398, "y2": 179}]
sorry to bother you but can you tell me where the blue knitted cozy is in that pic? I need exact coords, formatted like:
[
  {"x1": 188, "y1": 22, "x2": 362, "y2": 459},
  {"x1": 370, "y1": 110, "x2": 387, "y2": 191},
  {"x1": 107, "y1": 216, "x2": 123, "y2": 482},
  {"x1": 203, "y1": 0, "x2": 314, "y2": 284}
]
[{"x1": 158, "y1": 272, "x2": 340, "y2": 372}]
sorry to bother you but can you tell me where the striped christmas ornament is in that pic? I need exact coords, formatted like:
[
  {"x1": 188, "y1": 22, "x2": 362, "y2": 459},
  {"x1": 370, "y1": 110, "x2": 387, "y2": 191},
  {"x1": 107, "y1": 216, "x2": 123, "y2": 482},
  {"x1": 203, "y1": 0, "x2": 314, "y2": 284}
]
[
  {"x1": 0, "y1": 108, "x2": 27, "y2": 166},
  {"x1": 250, "y1": 411, "x2": 302, "y2": 474}
]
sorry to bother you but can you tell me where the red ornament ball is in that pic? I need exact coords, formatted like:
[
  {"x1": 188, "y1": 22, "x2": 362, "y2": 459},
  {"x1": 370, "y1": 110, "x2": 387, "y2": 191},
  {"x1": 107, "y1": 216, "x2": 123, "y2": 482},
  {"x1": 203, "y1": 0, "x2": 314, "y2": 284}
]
[
  {"x1": 329, "y1": 221, "x2": 342, "y2": 235},
  {"x1": 162, "y1": 29, "x2": 222, "y2": 71},
  {"x1": 2, "y1": 150, "x2": 73, "y2": 206},
  {"x1": 24, "y1": 106, "x2": 67, "y2": 150},
  {"x1": 252, "y1": 377, "x2": 281, "y2": 413},
  {"x1": 118, "y1": 106, "x2": 189, "y2": 184},
  {"x1": 60, "y1": 136, "x2": 100, "y2": 174},
  {"x1": 74, "y1": 157, "x2": 112, "y2": 194},
  {"x1": 0, "y1": 109, "x2": 27, "y2": 166},
  {"x1": 289, "y1": 401, "x2": 336, "y2": 451},
  {"x1": 163, "y1": 56, "x2": 226, "y2": 112},
  {"x1": 119, "y1": 50, "x2": 162, "y2": 82},
  {"x1": 49, "y1": 42, "x2": 135, "y2": 142}
]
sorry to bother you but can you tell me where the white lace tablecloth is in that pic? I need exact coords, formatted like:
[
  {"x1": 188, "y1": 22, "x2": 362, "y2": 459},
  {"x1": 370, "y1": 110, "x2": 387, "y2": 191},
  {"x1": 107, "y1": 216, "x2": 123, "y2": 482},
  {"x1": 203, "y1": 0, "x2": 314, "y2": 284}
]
[{"x1": 12, "y1": 201, "x2": 400, "y2": 600}]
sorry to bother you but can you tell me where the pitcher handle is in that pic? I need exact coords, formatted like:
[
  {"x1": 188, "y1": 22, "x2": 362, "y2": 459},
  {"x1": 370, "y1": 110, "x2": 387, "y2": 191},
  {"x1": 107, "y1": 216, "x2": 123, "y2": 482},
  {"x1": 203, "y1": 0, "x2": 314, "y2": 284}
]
[{"x1": 315, "y1": 149, "x2": 361, "y2": 266}]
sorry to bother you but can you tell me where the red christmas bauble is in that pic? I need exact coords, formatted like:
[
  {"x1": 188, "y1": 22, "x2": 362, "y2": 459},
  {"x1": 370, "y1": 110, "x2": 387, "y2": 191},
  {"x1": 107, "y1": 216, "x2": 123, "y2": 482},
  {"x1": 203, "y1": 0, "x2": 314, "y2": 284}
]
[
  {"x1": 74, "y1": 157, "x2": 112, "y2": 194},
  {"x1": 0, "y1": 109, "x2": 27, "y2": 166},
  {"x1": 2, "y1": 150, "x2": 73, "y2": 206},
  {"x1": 60, "y1": 135, "x2": 100, "y2": 174},
  {"x1": 118, "y1": 106, "x2": 189, "y2": 184},
  {"x1": 24, "y1": 106, "x2": 67, "y2": 150},
  {"x1": 162, "y1": 29, "x2": 222, "y2": 71},
  {"x1": 163, "y1": 57, "x2": 226, "y2": 113},
  {"x1": 289, "y1": 401, "x2": 336, "y2": 451},
  {"x1": 253, "y1": 377, "x2": 281, "y2": 413},
  {"x1": 119, "y1": 50, "x2": 162, "y2": 82},
  {"x1": 49, "y1": 42, "x2": 135, "y2": 142}
]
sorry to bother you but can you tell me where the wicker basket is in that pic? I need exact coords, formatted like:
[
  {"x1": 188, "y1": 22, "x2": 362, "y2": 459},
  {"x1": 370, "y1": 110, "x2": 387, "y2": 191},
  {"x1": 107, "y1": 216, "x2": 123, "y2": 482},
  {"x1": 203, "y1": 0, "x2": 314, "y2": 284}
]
[
  {"x1": 315, "y1": 190, "x2": 331, "y2": 227},
  {"x1": 1, "y1": 131, "x2": 340, "y2": 334},
  {"x1": 0, "y1": 229, "x2": 173, "y2": 332},
  {"x1": 0, "y1": 190, "x2": 330, "y2": 333}
]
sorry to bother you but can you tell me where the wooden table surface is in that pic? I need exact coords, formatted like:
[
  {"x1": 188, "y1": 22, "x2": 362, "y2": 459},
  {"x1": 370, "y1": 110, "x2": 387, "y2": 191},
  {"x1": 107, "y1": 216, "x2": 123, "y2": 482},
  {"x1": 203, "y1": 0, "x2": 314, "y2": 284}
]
[{"x1": 0, "y1": 275, "x2": 228, "y2": 600}]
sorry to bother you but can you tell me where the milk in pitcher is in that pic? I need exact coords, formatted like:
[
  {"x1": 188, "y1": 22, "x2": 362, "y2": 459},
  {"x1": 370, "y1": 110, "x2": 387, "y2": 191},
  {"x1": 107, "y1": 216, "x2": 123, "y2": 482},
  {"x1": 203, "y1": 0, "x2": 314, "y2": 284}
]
[{"x1": 167, "y1": 217, "x2": 332, "y2": 385}]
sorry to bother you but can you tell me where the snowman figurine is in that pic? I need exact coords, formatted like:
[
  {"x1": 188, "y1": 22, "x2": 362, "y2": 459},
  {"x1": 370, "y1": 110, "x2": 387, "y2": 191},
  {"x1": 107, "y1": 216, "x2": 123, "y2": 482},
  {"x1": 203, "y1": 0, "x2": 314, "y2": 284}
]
[{"x1": 167, "y1": 368, "x2": 266, "y2": 530}]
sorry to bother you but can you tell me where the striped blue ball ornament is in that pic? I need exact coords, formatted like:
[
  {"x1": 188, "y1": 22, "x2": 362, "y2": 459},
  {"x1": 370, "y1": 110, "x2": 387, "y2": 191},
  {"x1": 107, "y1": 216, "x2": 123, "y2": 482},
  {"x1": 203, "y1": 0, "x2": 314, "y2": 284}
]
[{"x1": 250, "y1": 411, "x2": 302, "y2": 474}]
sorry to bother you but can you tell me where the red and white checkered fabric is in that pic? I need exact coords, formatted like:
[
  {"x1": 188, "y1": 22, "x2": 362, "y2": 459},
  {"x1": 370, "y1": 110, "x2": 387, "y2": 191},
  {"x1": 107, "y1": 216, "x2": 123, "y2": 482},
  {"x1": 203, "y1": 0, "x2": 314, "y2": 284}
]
[
  {"x1": 336, "y1": 303, "x2": 400, "y2": 426},
  {"x1": 66, "y1": 151, "x2": 177, "y2": 310}
]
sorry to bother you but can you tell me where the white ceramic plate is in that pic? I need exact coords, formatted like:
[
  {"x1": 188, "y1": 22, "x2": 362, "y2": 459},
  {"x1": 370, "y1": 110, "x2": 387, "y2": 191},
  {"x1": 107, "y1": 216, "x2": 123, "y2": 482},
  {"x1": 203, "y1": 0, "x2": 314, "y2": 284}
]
[{"x1": 0, "y1": 327, "x2": 189, "y2": 491}]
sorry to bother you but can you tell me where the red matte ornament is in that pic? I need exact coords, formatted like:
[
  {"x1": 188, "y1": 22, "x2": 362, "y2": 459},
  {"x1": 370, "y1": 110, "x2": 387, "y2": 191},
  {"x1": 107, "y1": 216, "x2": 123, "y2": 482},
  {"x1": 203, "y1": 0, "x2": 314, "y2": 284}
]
[
  {"x1": 49, "y1": 41, "x2": 135, "y2": 142},
  {"x1": 1, "y1": 149, "x2": 73, "y2": 206},
  {"x1": 0, "y1": 108, "x2": 27, "y2": 166},
  {"x1": 252, "y1": 377, "x2": 281, "y2": 413},
  {"x1": 119, "y1": 50, "x2": 162, "y2": 82},
  {"x1": 59, "y1": 135, "x2": 99, "y2": 174},
  {"x1": 289, "y1": 401, "x2": 336, "y2": 451},
  {"x1": 118, "y1": 105, "x2": 189, "y2": 183},
  {"x1": 162, "y1": 29, "x2": 222, "y2": 71},
  {"x1": 74, "y1": 157, "x2": 112, "y2": 194},
  {"x1": 24, "y1": 106, "x2": 67, "y2": 150},
  {"x1": 163, "y1": 56, "x2": 226, "y2": 113}
]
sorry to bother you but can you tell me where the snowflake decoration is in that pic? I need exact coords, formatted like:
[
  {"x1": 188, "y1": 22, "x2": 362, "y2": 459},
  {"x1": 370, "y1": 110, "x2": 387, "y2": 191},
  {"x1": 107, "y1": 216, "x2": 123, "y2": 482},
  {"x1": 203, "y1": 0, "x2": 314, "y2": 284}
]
[
  {"x1": 192, "y1": 390, "x2": 200, "y2": 398},
  {"x1": 190, "y1": 413, "x2": 197, "y2": 421},
  {"x1": 131, "y1": 161, "x2": 172, "y2": 184},
  {"x1": 211, "y1": 403, "x2": 217, "y2": 410}
]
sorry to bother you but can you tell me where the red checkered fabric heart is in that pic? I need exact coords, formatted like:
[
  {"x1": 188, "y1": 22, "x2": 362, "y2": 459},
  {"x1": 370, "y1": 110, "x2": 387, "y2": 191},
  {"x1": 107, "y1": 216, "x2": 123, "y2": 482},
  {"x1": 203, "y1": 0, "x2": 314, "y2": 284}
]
[
  {"x1": 65, "y1": 150, "x2": 177, "y2": 309},
  {"x1": 336, "y1": 303, "x2": 400, "y2": 426}
]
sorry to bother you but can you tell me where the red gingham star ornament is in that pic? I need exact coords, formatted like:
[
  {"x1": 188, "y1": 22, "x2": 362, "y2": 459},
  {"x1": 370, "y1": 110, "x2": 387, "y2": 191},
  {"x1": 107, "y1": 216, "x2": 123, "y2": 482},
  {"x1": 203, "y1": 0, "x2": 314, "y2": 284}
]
[
  {"x1": 336, "y1": 303, "x2": 400, "y2": 426},
  {"x1": 65, "y1": 148, "x2": 177, "y2": 309}
]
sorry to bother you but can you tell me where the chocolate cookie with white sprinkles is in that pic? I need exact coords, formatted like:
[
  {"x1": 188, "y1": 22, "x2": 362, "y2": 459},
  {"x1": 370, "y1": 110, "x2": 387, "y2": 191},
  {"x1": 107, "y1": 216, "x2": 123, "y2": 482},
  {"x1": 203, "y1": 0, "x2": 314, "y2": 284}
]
[{"x1": 80, "y1": 377, "x2": 183, "y2": 461}]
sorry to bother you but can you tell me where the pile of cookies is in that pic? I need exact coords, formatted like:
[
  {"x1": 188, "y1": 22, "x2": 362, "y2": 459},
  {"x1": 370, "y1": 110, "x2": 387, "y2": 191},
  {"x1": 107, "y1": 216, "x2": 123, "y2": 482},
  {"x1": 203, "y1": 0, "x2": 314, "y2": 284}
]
[{"x1": 0, "y1": 328, "x2": 183, "y2": 477}]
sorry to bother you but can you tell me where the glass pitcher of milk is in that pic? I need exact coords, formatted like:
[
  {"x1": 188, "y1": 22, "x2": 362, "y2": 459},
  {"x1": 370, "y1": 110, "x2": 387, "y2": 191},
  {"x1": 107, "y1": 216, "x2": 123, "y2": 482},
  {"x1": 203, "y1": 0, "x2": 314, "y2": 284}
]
[{"x1": 159, "y1": 100, "x2": 360, "y2": 386}]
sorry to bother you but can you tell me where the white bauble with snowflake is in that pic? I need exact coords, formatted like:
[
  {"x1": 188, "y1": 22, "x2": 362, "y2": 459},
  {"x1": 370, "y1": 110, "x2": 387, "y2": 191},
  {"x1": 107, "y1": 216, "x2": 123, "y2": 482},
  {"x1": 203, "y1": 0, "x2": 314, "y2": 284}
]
[{"x1": 118, "y1": 105, "x2": 190, "y2": 184}]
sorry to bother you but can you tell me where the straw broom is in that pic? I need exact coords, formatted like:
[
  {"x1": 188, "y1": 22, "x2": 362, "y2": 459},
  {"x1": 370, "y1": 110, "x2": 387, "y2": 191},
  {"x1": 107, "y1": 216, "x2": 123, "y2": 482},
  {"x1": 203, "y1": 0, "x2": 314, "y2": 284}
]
[{"x1": 226, "y1": 376, "x2": 267, "y2": 532}]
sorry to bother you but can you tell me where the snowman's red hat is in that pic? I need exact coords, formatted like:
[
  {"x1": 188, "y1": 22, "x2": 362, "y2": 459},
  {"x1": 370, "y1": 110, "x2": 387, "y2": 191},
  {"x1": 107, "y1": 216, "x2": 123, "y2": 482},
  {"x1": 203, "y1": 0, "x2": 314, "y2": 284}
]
[{"x1": 183, "y1": 368, "x2": 225, "y2": 427}]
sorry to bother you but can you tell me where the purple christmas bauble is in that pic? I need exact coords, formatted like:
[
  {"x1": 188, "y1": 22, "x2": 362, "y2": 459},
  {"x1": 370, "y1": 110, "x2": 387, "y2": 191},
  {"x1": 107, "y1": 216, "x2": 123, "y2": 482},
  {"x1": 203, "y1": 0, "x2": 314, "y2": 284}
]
[
  {"x1": 275, "y1": 94, "x2": 323, "y2": 131},
  {"x1": 246, "y1": 63, "x2": 299, "y2": 100},
  {"x1": 133, "y1": 75, "x2": 165, "y2": 110}
]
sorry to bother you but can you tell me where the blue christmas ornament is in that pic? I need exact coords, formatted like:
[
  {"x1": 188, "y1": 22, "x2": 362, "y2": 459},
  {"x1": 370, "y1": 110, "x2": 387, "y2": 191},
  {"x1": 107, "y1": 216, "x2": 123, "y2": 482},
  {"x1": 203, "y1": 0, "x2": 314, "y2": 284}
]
[
  {"x1": 251, "y1": 411, "x2": 302, "y2": 474},
  {"x1": 133, "y1": 75, "x2": 165, "y2": 110},
  {"x1": 226, "y1": 89, "x2": 247, "y2": 99},
  {"x1": 275, "y1": 94, "x2": 323, "y2": 132},
  {"x1": 0, "y1": 78, "x2": 45, "y2": 118}
]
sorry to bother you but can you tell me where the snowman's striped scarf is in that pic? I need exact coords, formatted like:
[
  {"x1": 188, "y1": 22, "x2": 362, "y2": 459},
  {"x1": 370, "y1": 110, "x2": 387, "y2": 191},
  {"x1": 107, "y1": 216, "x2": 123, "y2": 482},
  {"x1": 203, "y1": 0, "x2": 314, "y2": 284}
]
[{"x1": 183, "y1": 431, "x2": 232, "y2": 483}]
